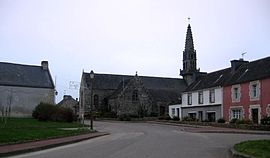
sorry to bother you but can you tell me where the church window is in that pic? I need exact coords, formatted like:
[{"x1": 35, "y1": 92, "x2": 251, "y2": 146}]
[
  {"x1": 94, "y1": 94, "x2": 99, "y2": 106},
  {"x1": 132, "y1": 90, "x2": 139, "y2": 101}
]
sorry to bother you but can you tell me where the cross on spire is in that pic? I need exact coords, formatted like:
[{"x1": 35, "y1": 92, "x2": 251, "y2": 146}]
[{"x1": 188, "y1": 17, "x2": 191, "y2": 24}]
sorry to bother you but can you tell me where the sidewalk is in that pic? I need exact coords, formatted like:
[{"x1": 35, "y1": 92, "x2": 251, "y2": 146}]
[
  {"x1": 0, "y1": 132, "x2": 109, "y2": 157},
  {"x1": 148, "y1": 121, "x2": 270, "y2": 135}
]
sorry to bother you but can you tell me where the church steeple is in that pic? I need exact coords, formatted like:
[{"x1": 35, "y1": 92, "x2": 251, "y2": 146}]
[{"x1": 180, "y1": 22, "x2": 199, "y2": 85}]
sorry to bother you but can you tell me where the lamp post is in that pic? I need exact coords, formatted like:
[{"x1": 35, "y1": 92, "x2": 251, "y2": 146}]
[{"x1": 89, "y1": 70, "x2": 94, "y2": 130}]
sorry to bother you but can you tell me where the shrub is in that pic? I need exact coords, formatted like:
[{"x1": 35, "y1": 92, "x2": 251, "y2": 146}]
[
  {"x1": 32, "y1": 102, "x2": 74, "y2": 122},
  {"x1": 217, "y1": 118, "x2": 226, "y2": 123},
  {"x1": 119, "y1": 114, "x2": 131, "y2": 121},
  {"x1": 230, "y1": 118, "x2": 238, "y2": 124},
  {"x1": 236, "y1": 119, "x2": 252, "y2": 125},
  {"x1": 261, "y1": 116, "x2": 270, "y2": 125},
  {"x1": 172, "y1": 116, "x2": 180, "y2": 121},
  {"x1": 182, "y1": 116, "x2": 198, "y2": 122},
  {"x1": 165, "y1": 114, "x2": 172, "y2": 120},
  {"x1": 32, "y1": 102, "x2": 57, "y2": 121}
]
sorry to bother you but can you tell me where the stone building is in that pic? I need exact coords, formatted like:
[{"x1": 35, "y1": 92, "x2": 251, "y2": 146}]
[
  {"x1": 80, "y1": 72, "x2": 186, "y2": 117},
  {"x1": 0, "y1": 61, "x2": 55, "y2": 117},
  {"x1": 58, "y1": 95, "x2": 79, "y2": 117}
]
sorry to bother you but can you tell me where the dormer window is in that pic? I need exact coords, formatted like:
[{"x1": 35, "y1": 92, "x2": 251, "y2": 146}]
[
  {"x1": 249, "y1": 80, "x2": 260, "y2": 101},
  {"x1": 231, "y1": 85, "x2": 241, "y2": 102}
]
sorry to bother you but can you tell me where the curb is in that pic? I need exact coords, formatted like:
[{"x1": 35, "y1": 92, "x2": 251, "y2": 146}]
[
  {"x1": 229, "y1": 147, "x2": 255, "y2": 158},
  {"x1": 0, "y1": 132, "x2": 109, "y2": 157},
  {"x1": 148, "y1": 121, "x2": 270, "y2": 135}
]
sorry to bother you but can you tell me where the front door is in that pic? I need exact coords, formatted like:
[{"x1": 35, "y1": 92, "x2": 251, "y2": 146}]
[
  {"x1": 198, "y1": 111, "x2": 203, "y2": 122},
  {"x1": 252, "y1": 108, "x2": 259, "y2": 124},
  {"x1": 177, "y1": 108, "x2": 180, "y2": 118}
]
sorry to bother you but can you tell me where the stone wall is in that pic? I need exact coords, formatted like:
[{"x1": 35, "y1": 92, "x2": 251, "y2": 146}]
[{"x1": 0, "y1": 86, "x2": 55, "y2": 117}]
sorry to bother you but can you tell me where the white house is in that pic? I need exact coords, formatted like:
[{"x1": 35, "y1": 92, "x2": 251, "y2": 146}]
[
  {"x1": 169, "y1": 104, "x2": 181, "y2": 119},
  {"x1": 180, "y1": 68, "x2": 231, "y2": 122}
]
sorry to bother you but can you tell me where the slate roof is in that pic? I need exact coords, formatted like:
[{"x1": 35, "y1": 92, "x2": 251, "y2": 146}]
[
  {"x1": 185, "y1": 68, "x2": 232, "y2": 92},
  {"x1": 0, "y1": 62, "x2": 54, "y2": 88},
  {"x1": 225, "y1": 56, "x2": 270, "y2": 85},
  {"x1": 184, "y1": 56, "x2": 270, "y2": 92},
  {"x1": 82, "y1": 73, "x2": 187, "y2": 102}
]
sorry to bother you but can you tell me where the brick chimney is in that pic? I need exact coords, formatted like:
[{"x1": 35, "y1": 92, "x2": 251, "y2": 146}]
[
  {"x1": 230, "y1": 58, "x2": 249, "y2": 73},
  {"x1": 41, "y1": 61, "x2": 48, "y2": 70}
]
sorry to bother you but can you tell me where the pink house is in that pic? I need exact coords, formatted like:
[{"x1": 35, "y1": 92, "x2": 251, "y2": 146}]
[{"x1": 223, "y1": 57, "x2": 270, "y2": 124}]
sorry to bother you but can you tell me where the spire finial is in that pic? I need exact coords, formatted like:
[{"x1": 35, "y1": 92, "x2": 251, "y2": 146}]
[
  {"x1": 135, "y1": 71, "x2": 138, "y2": 76},
  {"x1": 188, "y1": 17, "x2": 191, "y2": 24}
]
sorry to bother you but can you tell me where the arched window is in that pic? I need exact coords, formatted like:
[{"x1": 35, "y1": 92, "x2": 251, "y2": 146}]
[
  {"x1": 132, "y1": 90, "x2": 138, "y2": 101},
  {"x1": 94, "y1": 94, "x2": 99, "y2": 106}
]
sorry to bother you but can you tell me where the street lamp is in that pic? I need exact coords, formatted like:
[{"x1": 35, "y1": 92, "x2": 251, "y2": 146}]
[{"x1": 89, "y1": 70, "x2": 94, "y2": 130}]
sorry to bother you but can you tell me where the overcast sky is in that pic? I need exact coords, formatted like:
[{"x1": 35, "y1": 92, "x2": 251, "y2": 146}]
[{"x1": 1, "y1": 0, "x2": 270, "y2": 103}]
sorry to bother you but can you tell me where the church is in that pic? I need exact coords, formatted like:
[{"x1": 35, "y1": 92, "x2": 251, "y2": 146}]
[{"x1": 79, "y1": 23, "x2": 200, "y2": 117}]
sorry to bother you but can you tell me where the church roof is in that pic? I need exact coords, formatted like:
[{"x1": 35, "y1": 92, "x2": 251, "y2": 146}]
[
  {"x1": 0, "y1": 61, "x2": 54, "y2": 88},
  {"x1": 82, "y1": 73, "x2": 187, "y2": 102}
]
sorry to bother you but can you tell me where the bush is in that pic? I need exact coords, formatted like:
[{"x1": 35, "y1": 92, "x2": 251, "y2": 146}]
[
  {"x1": 32, "y1": 102, "x2": 74, "y2": 122},
  {"x1": 164, "y1": 115, "x2": 171, "y2": 120},
  {"x1": 236, "y1": 119, "x2": 252, "y2": 125},
  {"x1": 230, "y1": 118, "x2": 238, "y2": 124},
  {"x1": 230, "y1": 118, "x2": 252, "y2": 124},
  {"x1": 172, "y1": 116, "x2": 180, "y2": 121},
  {"x1": 217, "y1": 118, "x2": 226, "y2": 123},
  {"x1": 182, "y1": 116, "x2": 198, "y2": 122},
  {"x1": 119, "y1": 114, "x2": 131, "y2": 121},
  {"x1": 261, "y1": 116, "x2": 270, "y2": 125}
]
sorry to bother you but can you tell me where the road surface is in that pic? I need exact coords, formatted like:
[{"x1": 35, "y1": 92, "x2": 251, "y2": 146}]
[{"x1": 10, "y1": 121, "x2": 270, "y2": 158}]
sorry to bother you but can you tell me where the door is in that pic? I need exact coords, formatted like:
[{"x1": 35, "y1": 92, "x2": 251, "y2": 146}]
[
  {"x1": 177, "y1": 108, "x2": 180, "y2": 118},
  {"x1": 252, "y1": 108, "x2": 259, "y2": 124},
  {"x1": 198, "y1": 111, "x2": 203, "y2": 122}
]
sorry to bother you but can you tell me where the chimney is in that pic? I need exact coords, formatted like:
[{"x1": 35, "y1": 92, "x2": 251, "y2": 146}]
[
  {"x1": 64, "y1": 95, "x2": 71, "y2": 100},
  {"x1": 230, "y1": 59, "x2": 249, "y2": 73},
  {"x1": 41, "y1": 61, "x2": 48, "y2": 70}
]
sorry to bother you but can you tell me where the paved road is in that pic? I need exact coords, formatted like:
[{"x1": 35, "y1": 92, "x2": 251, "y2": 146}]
[{"x1": 10, "y1": 121, "x2": 270, "y2": 158}]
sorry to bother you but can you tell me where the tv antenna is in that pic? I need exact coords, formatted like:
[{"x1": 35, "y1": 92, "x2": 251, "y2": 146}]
[{"x1": 241, "y1": 52, "x2": 247, "y2": 60}]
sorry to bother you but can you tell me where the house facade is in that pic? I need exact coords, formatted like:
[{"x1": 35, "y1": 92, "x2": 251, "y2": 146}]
[
  {"x1": 223, "y1": 57, "x2": 270, "y2": 124},
  {"x1": 0, "y1": 61, "x2": 55, "y2": 117},
  {"x1": 180, "y1": 68, "x2": 231, "y2": 122},
  {"x1": 58, "y1": 95, "x2": 79, "y2": 117}
]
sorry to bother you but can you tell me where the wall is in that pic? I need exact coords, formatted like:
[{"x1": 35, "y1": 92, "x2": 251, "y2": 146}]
[
  {"x1": 223, "y1": 78, "x2": 270, "y2": 122},
  {"x1": 0, "y1": 86, "x2": 55, "y2": 117},
  {"x1": 169, "y1": 104, "x2": 181, "y2": 118},
  {"x1": 182, "y1": 87, "x2": 223, "y2": 107}
]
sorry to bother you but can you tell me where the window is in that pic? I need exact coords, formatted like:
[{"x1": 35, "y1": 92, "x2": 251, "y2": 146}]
[
  {"x1": 188, "y1": 112, "x2": 196, "y2": 119},
  {"x1": 231, "y1": 85, "x2": 241, "y2": 102},
  {"x1": 188, "y1": 93, "x2": 192, "y2": 105},
  {"x1": 172, "y1": 108, "x2": 175, "y2": 116},
  {"x1": 209, "y1": 89, "x2": 215, "y2": 103},
  {"x1": 132, "y1": 90, "x2": 138, "y2": 101},
  {"x1": 231, "y1": 109, "x2": 242, "y2": 120},
  {"x1": 249, "y1": 81, "x2": 260, "y2": 100},
  {"x1": 198, "y1": 91, "x2": 203, "y2": 104}
]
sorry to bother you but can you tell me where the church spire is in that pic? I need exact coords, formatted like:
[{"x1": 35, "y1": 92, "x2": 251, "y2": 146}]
[
  {"x1": 184, "y1": 24, "x2": 195, "y2": 54},
  {"x1": 180, "y1": 20, "x2": 199, "y2": 85}
]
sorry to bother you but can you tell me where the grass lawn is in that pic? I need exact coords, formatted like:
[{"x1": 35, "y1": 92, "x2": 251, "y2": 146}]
[
  {"x1": 0, "y1": 118, "x2": 90, "y2": 144},
  {"x1": 234, "y1": 140, "x2": 270, "y2": 158}
]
